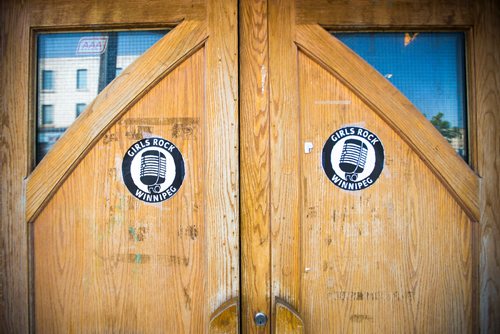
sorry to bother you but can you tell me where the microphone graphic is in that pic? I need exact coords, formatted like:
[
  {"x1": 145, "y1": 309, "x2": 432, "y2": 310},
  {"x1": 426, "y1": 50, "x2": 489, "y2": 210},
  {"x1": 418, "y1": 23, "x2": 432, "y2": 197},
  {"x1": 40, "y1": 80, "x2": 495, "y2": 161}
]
[
  {"x1": 140, "y1": 150, "x2": 167, "y2": 193},
  {"x1": 339, "y1": 139, "x2": 368, "y2": 181}
]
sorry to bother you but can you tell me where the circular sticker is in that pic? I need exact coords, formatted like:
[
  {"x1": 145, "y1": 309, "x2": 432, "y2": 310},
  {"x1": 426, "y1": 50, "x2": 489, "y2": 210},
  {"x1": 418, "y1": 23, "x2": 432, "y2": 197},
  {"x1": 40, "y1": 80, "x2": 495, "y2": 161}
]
[
  {"x1": 122, "y1": 137, "x2": 185, "y2": 203},
  {"x1": 322, "y1": 127, "x2": 384, "y2": 191}
]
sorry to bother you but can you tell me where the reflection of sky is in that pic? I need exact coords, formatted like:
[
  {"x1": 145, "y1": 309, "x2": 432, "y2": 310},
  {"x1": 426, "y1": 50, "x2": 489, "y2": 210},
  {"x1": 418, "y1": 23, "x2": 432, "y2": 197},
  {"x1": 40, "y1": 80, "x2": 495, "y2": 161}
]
[
  {"x1": 38, "y1": 30, "x2": 168, "y2": 59},
  {"x1": 334, "y1": 32, "x2": 466, "y2": 129}
]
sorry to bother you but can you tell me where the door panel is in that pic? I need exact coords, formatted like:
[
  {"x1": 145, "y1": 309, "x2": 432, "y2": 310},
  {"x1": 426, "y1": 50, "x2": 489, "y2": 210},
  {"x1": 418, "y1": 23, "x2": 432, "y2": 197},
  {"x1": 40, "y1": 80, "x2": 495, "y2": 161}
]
[
  {"x1": 28, "y1": 0, "x2": 239, "y2": 332},
  {"x1": 265, "y1": 2, "x2": 480, "y2": 332},
  {"x1": 296, "y1": 51, "x2": 473, "y2": 332}
]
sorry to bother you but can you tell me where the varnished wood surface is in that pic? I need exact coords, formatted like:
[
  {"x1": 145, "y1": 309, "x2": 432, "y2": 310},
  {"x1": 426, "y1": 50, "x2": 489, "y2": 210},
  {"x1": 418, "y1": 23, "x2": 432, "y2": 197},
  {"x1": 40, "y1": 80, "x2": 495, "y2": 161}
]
[
  {"x1": 274, "y1": 298, "x2": 304, "y2": 334},
  {"x1": 1, "y1": 0, "x2": 500, "y2": 331},
  {"x1": 296, "y1": 0, "x2": 473, "y2": 27},
  {"x1": 209, "y1": 297, "x2": 239, "y2": 333},
  {"x1": 30, "y1": 0, "x2": 239, "y2": 331},
  {"x1": 0, "y1": 1, "x2": 30, "y2": 333},
  {"x1": 28, "y1": 0, "x2": 205, "y2": 26},
  {"x1": 294, "y1": 51, "x2": 474, "y2": 332},
  {"x1": 240, "y1": 0, "x2": 271, "y2": 332},
  {"x1": 474, "y1": 0, "x2": 500, "y2": 332},
  {"x1": 268, "y1": 0, "x2": 303, "y2": 324},
  {"x1": 295, "y1": 24, "x2": 480, "y2": 221},
  {"x1": 2, "y1": 1, "x2": 211, "y2": 331},
  {"x1": 26, "y1": 19, "x2": 208, "y2": 222},
  {"x1": 35, "y1": 50, "x2": 211, "y2": 332},
  {"x1": 206, "y1": 0, "x2": 239, "y2": 314}
]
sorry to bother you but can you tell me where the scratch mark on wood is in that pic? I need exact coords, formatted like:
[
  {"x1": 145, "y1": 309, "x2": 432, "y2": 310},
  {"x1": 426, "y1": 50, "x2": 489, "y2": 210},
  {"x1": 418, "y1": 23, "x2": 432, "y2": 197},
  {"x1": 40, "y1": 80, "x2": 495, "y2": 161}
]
[{"x1": 350, "y1": 314, "x2": 373, "y2": 322}]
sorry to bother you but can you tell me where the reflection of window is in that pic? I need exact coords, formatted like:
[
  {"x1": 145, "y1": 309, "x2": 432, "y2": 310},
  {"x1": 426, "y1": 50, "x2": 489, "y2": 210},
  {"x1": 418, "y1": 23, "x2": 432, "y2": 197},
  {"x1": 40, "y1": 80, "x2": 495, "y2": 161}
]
[
  {"x1": 76, "y1": 103, "x2": 86, "y2": 117},
  {"x1": 41, "y1": 105, "x2": 54, "y2": 125},
  {"x1": 116, "y1": 67, "x2": 123, "y2": 76},
  {"x1": 76, "y1": 69, "x2": 88, "y2": 90},
  {"x1": 42, "y1": 70, "x2": 54, "y2": 90}
]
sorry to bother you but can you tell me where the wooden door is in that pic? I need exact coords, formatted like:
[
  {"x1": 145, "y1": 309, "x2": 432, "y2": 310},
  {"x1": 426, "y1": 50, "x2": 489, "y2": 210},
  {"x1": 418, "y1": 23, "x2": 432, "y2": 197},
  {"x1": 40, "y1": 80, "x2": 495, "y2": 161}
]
[
  {"x1": 16, "y1": 0, "x2": 238, "y2": 332},
  {"x1": 288, "y1": 33, "x2": 476, "y2": 331},
  {"x1": 239, "y1": 1, "x2": 499, "y2": 333},
  {"x1": 2, "y1": 0, "x2": 500, "y2": 333}
]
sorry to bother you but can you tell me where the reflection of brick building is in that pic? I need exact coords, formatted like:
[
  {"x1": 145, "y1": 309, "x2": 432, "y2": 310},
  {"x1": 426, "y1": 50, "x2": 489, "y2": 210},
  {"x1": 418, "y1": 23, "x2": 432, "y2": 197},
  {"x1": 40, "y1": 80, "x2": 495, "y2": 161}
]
[
  {"x1": 37, "y1": 55, "x2": 136, "y2": 161},
  {"x1": 36, "y1": 31, "x2": 167, "y2": 162}
]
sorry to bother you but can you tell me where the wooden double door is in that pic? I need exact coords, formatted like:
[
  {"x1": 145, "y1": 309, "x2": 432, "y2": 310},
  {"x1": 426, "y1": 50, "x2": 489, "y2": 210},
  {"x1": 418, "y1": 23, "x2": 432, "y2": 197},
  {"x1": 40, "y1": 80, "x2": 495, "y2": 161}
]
[{"x1": 5, "y1": 0, "x2": 498, "y2": 333}]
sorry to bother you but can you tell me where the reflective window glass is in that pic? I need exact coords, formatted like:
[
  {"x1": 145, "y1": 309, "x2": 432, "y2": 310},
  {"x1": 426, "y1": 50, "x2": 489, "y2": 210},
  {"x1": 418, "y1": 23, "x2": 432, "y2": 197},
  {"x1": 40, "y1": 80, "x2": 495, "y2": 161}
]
[
  {"x1": 42, "y1": 70, "x2": 54, "y2": 91},
  {"x1": 76, "y1": 103, "x2": 86, "y2": 117},
  {"x1": 41, "y1": 105, "x2": 54, "y2": 125},
  {"x1": 76, "y1": 69, "x2": 88, "y2": 90},
  {"x1": 36, "y1": 29, "x2": 169, "y2": 163},
  {"x1": 334, "y1": 32, "x2": 468, "y2": 160}
]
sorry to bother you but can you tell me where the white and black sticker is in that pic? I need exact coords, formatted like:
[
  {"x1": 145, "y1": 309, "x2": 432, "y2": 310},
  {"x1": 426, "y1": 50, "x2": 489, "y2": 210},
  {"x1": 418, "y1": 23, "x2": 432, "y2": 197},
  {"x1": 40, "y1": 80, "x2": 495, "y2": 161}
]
[
  {"x1": 122, "y1": 137, "x2": 185, "y2": 203},
  {"x1": 322, "y1": 127, "x2": 384, "y2": 191}
]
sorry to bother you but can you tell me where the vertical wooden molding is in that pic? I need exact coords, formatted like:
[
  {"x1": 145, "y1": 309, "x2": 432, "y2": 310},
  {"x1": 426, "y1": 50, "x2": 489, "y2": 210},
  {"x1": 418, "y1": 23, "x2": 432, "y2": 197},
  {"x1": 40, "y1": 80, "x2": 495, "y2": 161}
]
[
  {"x1": 0, "y1": 0, "x2": 30, "y2": 332},
  {"x1": 240, "y1": 0, "x2": 271, "y2": 332},
  {"x1": 268, "y1": 0, "x2": 302, "y2": 325},
  {"x1": 475, "y1": 0, "x2": 500, "y2": 332},
  {"x1": 206, "y1": 0, "x2": 240, "y2": 315}
]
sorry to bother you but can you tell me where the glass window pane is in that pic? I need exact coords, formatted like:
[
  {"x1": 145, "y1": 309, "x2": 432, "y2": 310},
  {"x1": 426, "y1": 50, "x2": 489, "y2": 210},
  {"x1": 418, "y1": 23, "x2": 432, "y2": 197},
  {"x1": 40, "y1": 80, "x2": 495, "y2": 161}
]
[
  {"x1": 36, "y1": 29, "x2": 169, "y2": 164},
  {"x1": 333, "y1": 32, "x2": 468, "y2": 160},
  {"x1": 76, "y1": 69, "x2": 87, "y2": 90}
]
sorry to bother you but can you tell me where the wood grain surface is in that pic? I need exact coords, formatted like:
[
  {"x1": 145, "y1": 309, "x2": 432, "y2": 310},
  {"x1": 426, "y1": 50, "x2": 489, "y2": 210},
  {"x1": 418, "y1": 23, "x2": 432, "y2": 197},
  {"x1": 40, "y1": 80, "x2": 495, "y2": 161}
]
[
  {"x1": 296, "y1": 0, "x2": 473, "y2": 27},
  {"x1": 33, "y1": 0, "x2": 239, "y2": 331},
  {"x1": 35, "y1": 50, "x2": 213, "y2": 332},
  {"x1": 474, "y1": 0, "x2": 500, "y2": 332},
  {"x1": 206, "y1": 0, "x2": 239, "y2": 315},
  {"x1": 268, "y1": 0, "x2": 303, "y2": 324},
  {"x1": 28, "y1": 0, "x2": 205, "y2": 26},
  {"x1": 295, "y1": 24, "x2": 479, "y2": 221},
  {"x1": 0, "y1": 1, "x2": 30, "y2": 333},
  {"x1": 209, "y1": 297, "x2": 239, "y2": 333},
  {"x1": 240, "y1": 0, "x2": 271, "y2": 332},
  {"x1": 2, "y1": 0, "x2": 500, "y2": 331},
  {"x1": 275, "y1": 298, "x2": 304, "y2": 334},
  {"x1": 292, "y1": 51, "x2": 474, "y2": 332},
  {"x1": 27, "y1": 19, "x2": 208, "y2": 223}
]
